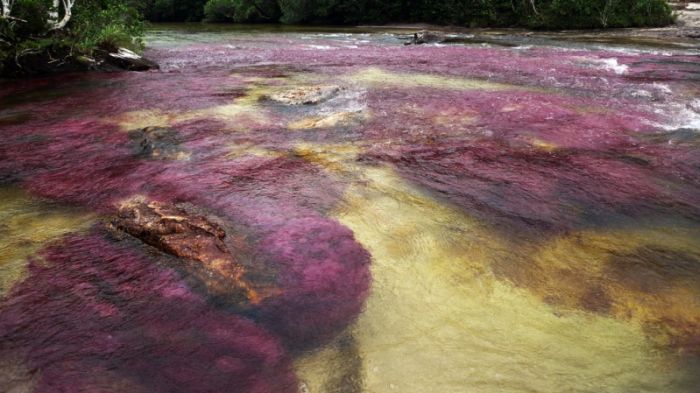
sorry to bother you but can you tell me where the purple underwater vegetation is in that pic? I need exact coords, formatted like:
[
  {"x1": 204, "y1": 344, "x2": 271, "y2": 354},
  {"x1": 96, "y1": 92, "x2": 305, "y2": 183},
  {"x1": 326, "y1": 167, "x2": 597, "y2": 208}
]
[{"x1": 0, "y1": 233, "x2": 298, "y2": 393}]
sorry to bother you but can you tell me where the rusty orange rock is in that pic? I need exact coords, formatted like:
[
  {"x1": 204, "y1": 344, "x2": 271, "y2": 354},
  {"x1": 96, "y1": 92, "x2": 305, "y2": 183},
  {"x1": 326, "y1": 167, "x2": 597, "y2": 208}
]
[{"x1": 113, "y1": 200, "x2": 264, "y2": 305}]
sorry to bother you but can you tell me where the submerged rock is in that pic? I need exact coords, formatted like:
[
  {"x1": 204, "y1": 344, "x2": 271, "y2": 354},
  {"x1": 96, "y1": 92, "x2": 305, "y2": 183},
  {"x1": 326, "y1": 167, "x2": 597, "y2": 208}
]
[
  {"x1": 266, "y1": 85, "x2": 342, "y2": 105},
  {"x1": 128, "y1": 126, "x2": 190, "y2": 160},
  {"x1": 112, "y1": 200, "x2": 262, "y2": 304}
]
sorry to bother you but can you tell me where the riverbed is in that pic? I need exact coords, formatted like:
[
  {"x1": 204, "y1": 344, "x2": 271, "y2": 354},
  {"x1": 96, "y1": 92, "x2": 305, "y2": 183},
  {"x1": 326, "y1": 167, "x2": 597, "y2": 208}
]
[{"x1": 1, "y1": 24, "x2": 699, "y2": 393}]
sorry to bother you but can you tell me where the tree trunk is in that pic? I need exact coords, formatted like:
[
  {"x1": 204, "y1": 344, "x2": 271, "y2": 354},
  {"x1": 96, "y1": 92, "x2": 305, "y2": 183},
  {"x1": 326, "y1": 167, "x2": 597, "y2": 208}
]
[
  {"x1": 48, "y1": 0, "x2": 60, "y2": 22},
  {"x1": 50, "y1": 0, "x2": 74, "y2": 30},
  {"x1": 1, "y1": 0, "x2": 14, "y2": 18}
]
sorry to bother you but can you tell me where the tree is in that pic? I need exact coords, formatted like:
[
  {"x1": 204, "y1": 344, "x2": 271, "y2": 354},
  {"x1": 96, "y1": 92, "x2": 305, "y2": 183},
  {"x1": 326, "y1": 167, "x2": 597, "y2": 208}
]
[
  {"x1": 1, "y1": 0, "x2": 15, "y2": 17},
  {"x1": 49, "y1": 0, "x2": 75, "y2": 29}
]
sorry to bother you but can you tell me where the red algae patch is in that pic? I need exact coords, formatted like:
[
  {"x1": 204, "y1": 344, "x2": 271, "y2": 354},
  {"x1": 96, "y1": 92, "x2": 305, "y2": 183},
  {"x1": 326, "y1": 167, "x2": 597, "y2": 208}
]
[{"x1": 0, "y1": 233, "x2": 298, "y2": 393}]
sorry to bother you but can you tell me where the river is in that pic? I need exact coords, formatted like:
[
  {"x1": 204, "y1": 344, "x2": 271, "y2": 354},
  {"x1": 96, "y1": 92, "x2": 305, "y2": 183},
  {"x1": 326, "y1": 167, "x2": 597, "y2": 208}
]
[{"x1": 0, "y1": 24, "x2": 699, "y2": 393}]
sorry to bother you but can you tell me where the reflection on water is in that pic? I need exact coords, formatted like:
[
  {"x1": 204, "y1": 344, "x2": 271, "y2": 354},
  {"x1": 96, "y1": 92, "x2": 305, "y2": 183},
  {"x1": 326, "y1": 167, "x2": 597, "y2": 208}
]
[{"x1": 1, "y1": 24, "x2": 699, "y2": 393}]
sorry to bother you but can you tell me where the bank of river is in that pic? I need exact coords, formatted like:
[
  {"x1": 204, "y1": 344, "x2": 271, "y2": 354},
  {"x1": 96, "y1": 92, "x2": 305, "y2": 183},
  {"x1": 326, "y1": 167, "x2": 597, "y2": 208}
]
[{"x1": 0, "y1": 24, "x2": 699, "y2": 393}]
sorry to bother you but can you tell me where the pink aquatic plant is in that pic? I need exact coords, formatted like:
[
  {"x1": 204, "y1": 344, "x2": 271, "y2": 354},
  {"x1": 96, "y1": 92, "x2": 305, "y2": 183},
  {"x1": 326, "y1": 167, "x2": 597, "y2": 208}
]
[
  {"x1": 254, "y1": 217, "x2": 372, "y2": 347},
  {"x1": 0, "y1": 233, "x2": 298, "y2": 393}
]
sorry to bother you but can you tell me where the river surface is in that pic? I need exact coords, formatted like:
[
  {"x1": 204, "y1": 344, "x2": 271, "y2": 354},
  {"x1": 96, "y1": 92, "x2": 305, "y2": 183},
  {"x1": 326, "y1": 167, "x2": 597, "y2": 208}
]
[{"x1": 1, "y1": 24, "x2": 700, "y2": 393}]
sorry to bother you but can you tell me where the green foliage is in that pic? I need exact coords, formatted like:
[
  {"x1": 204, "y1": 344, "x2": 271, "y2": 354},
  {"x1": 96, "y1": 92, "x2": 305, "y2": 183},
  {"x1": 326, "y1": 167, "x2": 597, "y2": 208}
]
[
  {"x1": 10, "y1": 0, "x2": 50, "y2": 36},
  {"x1": 204, "y1": 0, "x2": 280, "y2": 22},
  {"x1": 0, "y1": 0, "x2": 145, "y2": 76},
  {"x1": 204, "y1": 0, "x2": 235, "y2": 21},
  {"x1": 195, "y1": 0, "x2": 674, "y2": 28},
  {"x1": 142, "y1": 0, "x2": 207, "y2": 22},
  {"x1": 71, "y1": 1, "x2": 144, "y2": 52},
  {"x1": 534, "y1": 0, "x2": 673, "y2": 28}
]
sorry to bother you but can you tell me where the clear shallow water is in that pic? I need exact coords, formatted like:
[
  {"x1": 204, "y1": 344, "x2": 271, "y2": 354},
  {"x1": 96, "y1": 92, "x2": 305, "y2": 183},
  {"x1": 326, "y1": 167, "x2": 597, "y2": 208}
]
[{"x1": 1, "y1": 24, "x2": 700, "y2": 393}]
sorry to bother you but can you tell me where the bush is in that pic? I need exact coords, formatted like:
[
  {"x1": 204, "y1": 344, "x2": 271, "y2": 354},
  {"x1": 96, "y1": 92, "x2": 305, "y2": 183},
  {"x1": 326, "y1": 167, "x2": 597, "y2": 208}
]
[{"x1": 71, "y1": 1, "x2": 144, "y2": 52}]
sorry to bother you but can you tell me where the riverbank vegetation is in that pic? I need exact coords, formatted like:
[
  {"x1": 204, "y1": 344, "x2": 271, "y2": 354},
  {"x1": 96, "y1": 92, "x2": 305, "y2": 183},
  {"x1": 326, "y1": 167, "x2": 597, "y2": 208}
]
[
  {"x1": 0, "y1": 0, "x2": 144, "y2": 76},
  {"x1": 151, "y1": 0, "x2": 674, "y2": 28}
]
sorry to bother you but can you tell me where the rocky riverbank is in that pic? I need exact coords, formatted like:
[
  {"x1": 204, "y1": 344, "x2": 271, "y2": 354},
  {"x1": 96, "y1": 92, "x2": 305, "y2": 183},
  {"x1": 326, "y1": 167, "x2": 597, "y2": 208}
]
[{"x1": 1, "y1": 47, "x2": 158, "y2": 78}]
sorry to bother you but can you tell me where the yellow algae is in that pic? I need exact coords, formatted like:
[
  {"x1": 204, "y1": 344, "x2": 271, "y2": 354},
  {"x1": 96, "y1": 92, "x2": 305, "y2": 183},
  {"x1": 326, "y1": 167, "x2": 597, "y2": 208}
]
[
  {"x1": 200, "y1": 102, "x2": 269, "y2": 126},
  {"x1": 520, "y1": 227, "x2": 700, "y2": 349},
  {"x1": 295, "y1": 333, "x2": 364, "y2": 393},
  {"x1": 113, "y1": 109, "x2": 182, "y2": 131},
  {"x1": 110, "y1": 83, "x2": 275, "y2": 132},
  {"x1": 0, "y1": 188, "x2": 95, "y2": 297},
  {"x1": 501, "y1": 104, "x2": 523, "y2": 112},
  {"x1": 346, "y1": 67, "x2": 528, "y2": 92},
  {"x1": 432, "y1": 108, "x2": 478, "y2": 129},
  {"x1": 293, "y1": 143, "x2": 363, "y2": 176},
  {"x1": 529, "y1": 137, "x2": 559, "y2": 152},
  {"x1": 294, "y1": 163, "x2": 696, "y2": 393},
  {"x1": 288, "y1": 111, "x2": 369, "y2": 130}
]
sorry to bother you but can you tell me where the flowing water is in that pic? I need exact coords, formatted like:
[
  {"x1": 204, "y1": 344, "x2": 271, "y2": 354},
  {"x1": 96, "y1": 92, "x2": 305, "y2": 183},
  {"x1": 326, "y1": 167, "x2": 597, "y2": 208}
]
[{"x1": 1, "y1": 24, "x2": 700, "y2": 393}]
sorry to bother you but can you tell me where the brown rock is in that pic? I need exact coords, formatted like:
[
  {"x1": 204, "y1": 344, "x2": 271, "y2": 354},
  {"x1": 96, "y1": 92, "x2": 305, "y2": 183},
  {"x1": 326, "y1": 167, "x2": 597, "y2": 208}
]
[{"x1": 112, "y1": 200, "x2": 264, "y2": 304}]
